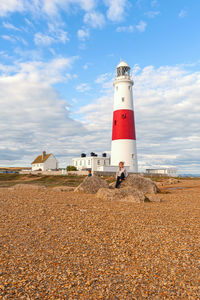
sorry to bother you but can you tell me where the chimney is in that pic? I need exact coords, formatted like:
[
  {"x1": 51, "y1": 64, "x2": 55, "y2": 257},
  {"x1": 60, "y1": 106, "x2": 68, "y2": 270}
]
[{"x1": 42, "y1": 151, "x2": 46, "y2": 160}]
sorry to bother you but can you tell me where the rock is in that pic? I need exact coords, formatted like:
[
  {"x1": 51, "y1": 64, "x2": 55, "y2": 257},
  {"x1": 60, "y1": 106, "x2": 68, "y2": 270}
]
[
  {"x1": 52, "y1": 186, "x2": 75, "y2": 192},
  {"x1": 74, "y1": 176, "x2": 109, "y2": 194},
  {"x1": 166, "y1": 178, "x2": 180, "y2": 185},
  {"x1": 146, "y1": 194, "x2": 163, "y2": 202},
  {"x1": 96, "y1": 187, "x2": 148, "y2": 203},
  {"x1": 120, "y1": 174, "x2": 160, "y2": 194},
  {"x1": 109, "y1": 182, "x2": 116, "y2": 189}
]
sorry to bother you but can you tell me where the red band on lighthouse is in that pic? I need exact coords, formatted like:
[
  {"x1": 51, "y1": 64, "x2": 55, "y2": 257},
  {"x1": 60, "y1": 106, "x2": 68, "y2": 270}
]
[{"x1": 112, "y1": 109, "x2": 136, "y2": 141}]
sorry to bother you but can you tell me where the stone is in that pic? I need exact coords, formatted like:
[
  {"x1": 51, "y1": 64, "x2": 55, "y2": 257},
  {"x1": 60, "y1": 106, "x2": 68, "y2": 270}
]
[
  {"x1": 96, "y1": 187, "x2": 148, "y2": 203},
  {"x1": 166, "y1": 178, "x2": 180, "y2": 185},
  {"x1": 74, "y1": 176, "x2": 109, "y2": 194},
  {"x1": 146, "y1": 194, "x2": 163, "y2": 202},
  {"x1": 120, "y1": 174, "x2": 160, "y2": 194}
]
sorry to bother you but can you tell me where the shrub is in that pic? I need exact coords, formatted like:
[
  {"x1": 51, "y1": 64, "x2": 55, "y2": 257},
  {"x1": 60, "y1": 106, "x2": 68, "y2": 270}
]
[{"x1": 66, "y1": 165, "x2": 77, "y2": 171}]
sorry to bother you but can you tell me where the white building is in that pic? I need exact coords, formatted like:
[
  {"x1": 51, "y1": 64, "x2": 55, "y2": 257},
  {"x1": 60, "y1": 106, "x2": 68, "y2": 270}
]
[
  {"x1": 31, "y1": 151, "x2": 58, "y2": 171},
  {"x1": 146, "y1": 168, "x2": 178, "y2": 177},
  {"x1": 72, "y1": 154, "x2": 110, "y2": 172}
]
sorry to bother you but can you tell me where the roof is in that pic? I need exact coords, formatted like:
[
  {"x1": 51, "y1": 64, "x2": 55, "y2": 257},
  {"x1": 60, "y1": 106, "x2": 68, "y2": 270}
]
[
  {"x1": 117, "y1": 61, "x2": 130, "y2": 68},
  {"x1": 31, "y1": 153, "x2": 51, "y2": 164}
]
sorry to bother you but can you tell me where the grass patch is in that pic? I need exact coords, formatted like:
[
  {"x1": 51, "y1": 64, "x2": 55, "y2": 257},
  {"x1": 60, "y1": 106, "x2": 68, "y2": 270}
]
[{"x1": 0, "y1": 174, "x2": 86, "y2": 188}]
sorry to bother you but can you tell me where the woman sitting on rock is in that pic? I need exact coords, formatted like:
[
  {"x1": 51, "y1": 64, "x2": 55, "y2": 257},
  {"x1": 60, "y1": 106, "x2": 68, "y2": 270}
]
[{"x1": 115, "y1": 161, "x2": 128, "y2": 188}]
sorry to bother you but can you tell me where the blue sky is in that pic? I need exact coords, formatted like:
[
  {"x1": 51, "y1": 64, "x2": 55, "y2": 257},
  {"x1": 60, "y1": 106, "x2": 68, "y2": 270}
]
[{"x1": 0, "y1": 0, "x2": 200, "y2": 173}]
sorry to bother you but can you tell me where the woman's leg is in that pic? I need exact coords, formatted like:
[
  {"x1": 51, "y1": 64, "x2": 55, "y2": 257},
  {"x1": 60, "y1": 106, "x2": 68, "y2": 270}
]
[
  {"x1": 120, "y1": 172, "x2": 125, "y2": 181},
  {"x1": 115, "y1": 176, "x2": 121, "y2": 188}
]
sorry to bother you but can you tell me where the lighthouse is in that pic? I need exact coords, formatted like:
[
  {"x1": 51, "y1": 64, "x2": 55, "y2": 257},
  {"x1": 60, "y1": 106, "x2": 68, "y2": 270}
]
[{"x1": 111, "y1": 61, "x2": 138, "y2": 172}]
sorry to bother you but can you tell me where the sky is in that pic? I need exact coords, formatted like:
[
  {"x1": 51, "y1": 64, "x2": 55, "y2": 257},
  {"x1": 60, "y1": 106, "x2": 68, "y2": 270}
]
[{"x1": 0, "y1": 0, "x2": 200, "y2": 174}]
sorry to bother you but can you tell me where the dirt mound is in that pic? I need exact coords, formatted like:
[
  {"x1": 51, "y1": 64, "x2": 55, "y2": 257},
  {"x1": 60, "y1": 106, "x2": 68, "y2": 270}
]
[
  {"x1": 121, "y1": 174, "x2": 160, "y2": 194},
  {"x1": 10, "y1": 184, "x2": 45, "y2": 191},
  {"x1": 96, "y1": 187, "x2": 148, "y2": 203},
  {"x1": 52, "y1": 186, "x2": 75, "y2": 192},
  {"x1": 74, "y1": 176, "x2": 109, "y2": 194}
]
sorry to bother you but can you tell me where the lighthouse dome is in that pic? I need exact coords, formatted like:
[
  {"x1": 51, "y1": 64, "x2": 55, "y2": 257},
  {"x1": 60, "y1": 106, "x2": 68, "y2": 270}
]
[
  {"x1": 116, "y1": 61, "x2": 130, "y2": 77},
  {"x1": 117, "y1": 61, "x2": 129, "y2": 68}
]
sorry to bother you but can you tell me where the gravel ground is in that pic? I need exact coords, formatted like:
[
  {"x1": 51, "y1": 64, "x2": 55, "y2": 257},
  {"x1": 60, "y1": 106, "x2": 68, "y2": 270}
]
[{"x1": 0, "y1": 179, "x2": 199, "y2": 299}]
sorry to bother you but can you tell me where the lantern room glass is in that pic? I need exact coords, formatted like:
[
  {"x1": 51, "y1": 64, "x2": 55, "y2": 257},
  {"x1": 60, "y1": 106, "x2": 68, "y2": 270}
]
[{"x1": 117, "y1": 66, "x2": 130, "y2": 77}]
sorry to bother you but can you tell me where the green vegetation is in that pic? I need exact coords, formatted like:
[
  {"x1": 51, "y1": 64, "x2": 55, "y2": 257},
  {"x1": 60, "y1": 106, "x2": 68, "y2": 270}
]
[
  {"x1": 0, "y1": 174, "x2": 85, "y2": 188},
  {"x1": 66, "y1": 165, "x2": 77, "y2": 171}
]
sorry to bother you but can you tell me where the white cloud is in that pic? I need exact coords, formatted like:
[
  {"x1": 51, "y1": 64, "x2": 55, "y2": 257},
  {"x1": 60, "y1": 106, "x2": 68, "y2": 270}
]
[
  {"x1": 34, "y1": 28, "x2": 69, "y2": 46},
  {"x1": 84, "y1": 11, "x2": 105, "y2": 28},
  {"x1": 116, "y1": 21, "x2": 146, "y2": 33},
  {"x1": 0, "y1": 0, "x2": 24, "y2": 16},
  {"x1": 78, "y1": 64, "x2": 200, "y2": 173},
  {"x1": 136, "y1": 20, "x2": 147, "y2": 32},
  {"x1": 105, "y1": 0, "x2": 127, "y2": 21},
  {"x1": 179, "y1": 9, "x2": 187, "y2": 18},
  {"x1": 76, "y1": 83, "x2": 91, "y2": 92},
  {"x1": 83, "y1": 62, "x2": 91, "y2": 69},
  {"x1": 34, "y1": 33, "x2": 55, "y2": 46},
  {"x1": 1, "y1": 34, "x2": 28, "y2": 45},
  {"x1": 48, "y1": 23, "x2": 69, "y2": 43},
  {"x1": 1, "y1": 35, "x2": 16, "y2": 43},
  {"x1": 0, "y1": 57, "x2": 88, "y2": 167},
  {"x1": 77, "y1": 28, "x2": 90, "y2": 41},
  {"x1": 95, "y1": 73, "x2": 113, "y2": 89},
  {"x1": 0, "y1": 0, "x2": 97, "y2": 20},
  {"x1": 116, "y1": 25, "x2": 134, "y2": 32},
  {"x1": 144, "y1": 11, "x2": 160, "y2": 18},
  {"x1": 2, "y1": 21, "x2": 20, "y2": 31}
]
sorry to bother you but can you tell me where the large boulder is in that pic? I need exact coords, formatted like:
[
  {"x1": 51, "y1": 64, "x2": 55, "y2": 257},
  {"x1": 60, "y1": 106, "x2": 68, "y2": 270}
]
[
  {"x1": 120, "y1": 174, "x2": 160, "y2": 194},
  {"x1": 96, "y1": 187, "x2": 149, "y2": 203},
  {"x1": 74, "y1": 176, "x2": 109, "y2": 194}
]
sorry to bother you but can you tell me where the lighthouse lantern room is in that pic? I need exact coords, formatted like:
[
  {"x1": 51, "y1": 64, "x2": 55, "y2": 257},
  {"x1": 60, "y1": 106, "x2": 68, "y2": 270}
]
[{"x1": 111, "y1": 61, "x2": 138, "y2": 172}]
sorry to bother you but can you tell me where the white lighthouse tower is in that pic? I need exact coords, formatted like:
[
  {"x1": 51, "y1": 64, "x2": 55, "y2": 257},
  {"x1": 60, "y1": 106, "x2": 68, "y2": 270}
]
[{"x1": 111, "y1": 61, "x2": 138, "y2": 172}]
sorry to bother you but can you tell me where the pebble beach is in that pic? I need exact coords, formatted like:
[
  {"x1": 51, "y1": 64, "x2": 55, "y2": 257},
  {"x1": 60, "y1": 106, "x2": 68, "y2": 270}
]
[{"x1": 0, "y1": 179, "x2": 199, "y2": 299}]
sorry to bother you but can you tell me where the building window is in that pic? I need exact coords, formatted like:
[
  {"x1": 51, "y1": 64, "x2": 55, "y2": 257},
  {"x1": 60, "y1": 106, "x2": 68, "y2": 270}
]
[
  {"x1": 132, "y1": 154, "x2": 135, "y2": 159},
  {"x1": 129, "y1": 86, "x2": 131, "y2": 90},
  {"x1": 80, "y1": 161, "x2": 82, "y2": 166},
  {"x1": 104, "y1": 160, "x2": 106, "y2": 165},
  {"x1": 88, "y1": 160, "x2": 90, "y2": 165},
  {"x1": 75, "y1": 161, "x2": 77, "y2": 166},
  {"x1": 116, "y1": 86, "x2": 118, "y2": 91},
  {"x1": 97, "y1": 160, "x2": 100, "y2": 165},
  {"x1": 122, "y1": 97, "x2": 125, "y2": 102}
]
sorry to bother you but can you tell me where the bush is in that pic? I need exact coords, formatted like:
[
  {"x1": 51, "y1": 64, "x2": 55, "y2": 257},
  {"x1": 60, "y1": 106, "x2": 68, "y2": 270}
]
[{"x1": 66, "y1": 165, "x2": 77, "y2": 171}]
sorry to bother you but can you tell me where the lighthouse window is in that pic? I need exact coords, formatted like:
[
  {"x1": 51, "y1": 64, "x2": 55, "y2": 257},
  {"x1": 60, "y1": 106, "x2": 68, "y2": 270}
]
[
  {"x1": 129, "y1": 86, "x2": 131, "y2": 90},
  {"x1": 132, "y1": 154, "x2": 135, "y2": 159},
  {"x1": 114, "y1": 120, "x2": 117, "y2": 125},
  {"x1": 122, "y1": 113, "x2": 126, "y2": 119},
  {"x1": 122, "y1": 97, "x2": 125, "y2": 102}
]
